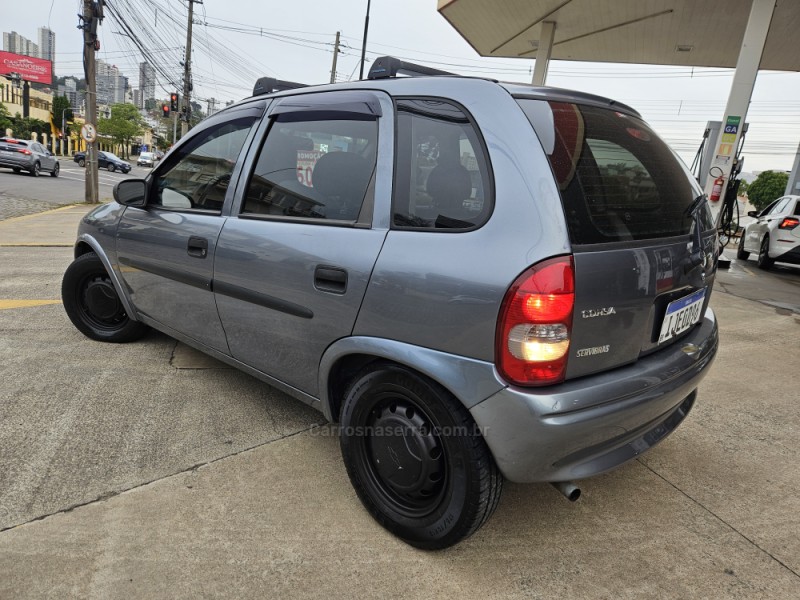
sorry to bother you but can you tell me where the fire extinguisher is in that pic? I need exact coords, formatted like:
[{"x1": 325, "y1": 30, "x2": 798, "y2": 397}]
[{"x1": 710, "y1": 175, "x2": 725, "y2": 202}]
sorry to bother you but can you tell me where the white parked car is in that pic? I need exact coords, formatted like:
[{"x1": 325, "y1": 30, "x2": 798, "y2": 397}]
[
  {"x1": 137, "y1": 151, "x2": 156, "y2": 168},
  {"x1": 738, "y1": 195, "x2": 800, "y2": 269}
]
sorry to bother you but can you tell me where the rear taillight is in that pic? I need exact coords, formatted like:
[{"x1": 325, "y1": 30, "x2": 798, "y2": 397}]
[
  {"x1": 778, "y1": 217, "x2": 799, "y2": 230},
  {"x1": 20, "y1": 149, "x2": 32, "y2": 155},
  {"x1": 496, "y1": 256, "x2": 575, "y2": 386}
]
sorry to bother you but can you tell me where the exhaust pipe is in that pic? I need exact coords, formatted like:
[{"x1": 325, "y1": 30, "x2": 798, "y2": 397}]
[{"x1": 551, "y1": 481, "x2": 581, "y2": 502}]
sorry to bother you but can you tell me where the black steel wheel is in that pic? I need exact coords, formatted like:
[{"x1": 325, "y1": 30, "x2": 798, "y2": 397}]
[
  {"x1": 736, "y1": 231, "x2": 749, "y2": 260},
  {"x1": 50, "y1": 162, "x2": 60, "y2": 177},
  {"x1": 339, "y1": 363, "x2": 502, "y2": 550},
  {"x1": 29, "y1": 162, "x2": 40, "y2": 177},
  {"x1": 62, "y1": 252, "x2": 148, "y2": 343},
  {"x1": 757, "y1": 235, "x2": 773, "y2": 270}
]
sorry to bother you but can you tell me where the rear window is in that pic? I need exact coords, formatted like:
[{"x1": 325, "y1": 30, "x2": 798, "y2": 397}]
[{"x1": 518, "y1": 99, "x2": 707, "y2": 244}]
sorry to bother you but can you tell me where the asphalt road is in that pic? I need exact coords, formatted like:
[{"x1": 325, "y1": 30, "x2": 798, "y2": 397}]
[
  {"x1": 0, "y1": 209, "x2": 799, "y2": 597},
  {"x1": 0, "y1": 160, "x2": 151, "y2": 220}
]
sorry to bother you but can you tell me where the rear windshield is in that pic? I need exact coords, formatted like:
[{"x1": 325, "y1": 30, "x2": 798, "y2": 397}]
[{"x1": 517, "y1": 99, "x2": 706, "y2": 244}]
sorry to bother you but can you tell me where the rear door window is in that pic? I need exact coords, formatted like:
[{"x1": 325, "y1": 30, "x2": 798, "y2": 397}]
[{"x1": 518, "y1": 99, "x2": 707, "y2": 244}]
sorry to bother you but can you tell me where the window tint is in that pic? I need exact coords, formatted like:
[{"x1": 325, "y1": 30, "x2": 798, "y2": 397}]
[
  {"x1": 392, "y1": 99, "x2": 491, "y2": 230},
  {"x1": 152, "y1": 117, "x2": 256, "y2": 212},
  {"x1": 242, "y1": 117, "x2": 377, "y2": 221},
  {"x1": 794, "y1": 201, "x2": 800, "y2": 216},
  {"x1": 518, "y1": 99, "x2": 705, "y2": 243}
]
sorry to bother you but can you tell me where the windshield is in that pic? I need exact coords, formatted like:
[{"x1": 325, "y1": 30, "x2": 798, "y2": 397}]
[{"x1": 517, "y1": 99, "x2": 710, "y2": 244}]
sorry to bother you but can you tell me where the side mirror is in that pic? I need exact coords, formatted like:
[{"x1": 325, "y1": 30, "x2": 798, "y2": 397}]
[
  {"x1": 747, "y1": 211, "x2": 758, "y2": 218},
  {"x1": 113, "y1": 179, "x2": 147, "y2": 207}
]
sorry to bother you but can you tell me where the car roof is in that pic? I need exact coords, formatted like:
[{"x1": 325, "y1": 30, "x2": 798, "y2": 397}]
[{"x1": 219, "y1": 73, "x2": 639, "y2": 119}]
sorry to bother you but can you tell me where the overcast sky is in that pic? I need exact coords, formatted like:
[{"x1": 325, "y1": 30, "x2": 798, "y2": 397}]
[{"x1": 6, "y1": 0, "x2": 800, "y2": 173}]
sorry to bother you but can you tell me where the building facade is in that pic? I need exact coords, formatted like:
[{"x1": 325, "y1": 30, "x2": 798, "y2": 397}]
[
  {"x1": 2, "y1": 31, "x2": 39, "y2": 58},
  {"x1": 138, "y1": 62, "x2": 156, "y2": 108},
  {"x1": 37, "y1": 27, "x2": 55, "y2": 63}
]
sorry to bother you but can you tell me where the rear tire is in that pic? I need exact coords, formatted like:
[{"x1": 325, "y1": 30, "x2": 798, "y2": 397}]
[
  {"x1": 107, "y1": 163, "x2": 116, "y2": 172},
  {"x1": 736, "y1": 232, "x2": 750, "y2": 260},
  {"x1": 339, "y1": 363, "x2": 503, "y2": 550},
  {"x1": 62, "y1": 252, "x2": 148, "y2": 343},
  {"x1": 29, "y1": 162, "x2": 40, "y2": 177},
  {"x1": 757, "y1": 235, "x2": 773, "y2": 270}
]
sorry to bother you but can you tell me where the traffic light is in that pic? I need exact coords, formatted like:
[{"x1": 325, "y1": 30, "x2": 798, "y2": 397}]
[
  {"x1": 161, "y1": 104, "x2": 170, "y2": 118},
  {"x1": 170, "y1": 92, "x2": 179, "y2": 112}
]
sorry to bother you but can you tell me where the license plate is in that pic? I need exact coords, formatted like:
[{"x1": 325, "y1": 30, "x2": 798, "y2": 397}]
[{"x1": 658, "y1": 288, "x2": 706, "y2": 344}]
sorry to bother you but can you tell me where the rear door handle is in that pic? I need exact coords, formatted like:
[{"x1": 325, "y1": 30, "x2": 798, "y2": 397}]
[
  {"x1": 187, "y1": 236, "x2": 209, "y2": 258},
  {"x1": 314, "y1": 265, "x2": 348, "y2": 294}
]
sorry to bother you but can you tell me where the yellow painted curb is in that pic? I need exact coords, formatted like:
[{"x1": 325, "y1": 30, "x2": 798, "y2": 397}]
[{"x1": 0, "y1": 299, "x2": 62, "y2": 310}]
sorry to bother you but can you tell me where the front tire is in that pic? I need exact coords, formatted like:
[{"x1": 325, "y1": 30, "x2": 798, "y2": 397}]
[
  {"x1": 78, "y1": 158, "x2": 85, "y2": 167},
  {"x1": 62, "y1": 252, "x2": 148, "y2": 343},
  {"x1": 757, "y1": 235, "x2": 773, "y2": 270},
  {"x1": 50, "y1": 163, "x2": 60, "y2": 178},
  {"x1": 736, "y1": 232, "x2": 750, "y2": 260},
  {"x1": 339, "y1": 363, "x2": 502, "y2": 550}
]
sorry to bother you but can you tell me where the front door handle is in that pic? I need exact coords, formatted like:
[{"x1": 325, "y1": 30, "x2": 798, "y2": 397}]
[
  {"x1": 314, "y1": 265, "x2": 347, "y2": 294},
  {"x1": 187, "y1": 236, "x2": 209, "y2": 258}
]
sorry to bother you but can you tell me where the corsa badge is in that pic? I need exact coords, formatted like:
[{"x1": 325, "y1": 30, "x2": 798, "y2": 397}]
[{"x1": 581, "y1": 307, "x2": 616, "y2": 319}]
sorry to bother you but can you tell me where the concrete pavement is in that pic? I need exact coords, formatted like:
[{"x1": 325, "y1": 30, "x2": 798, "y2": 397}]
[{"x1": 0, "y1": 207, "x2": 799, "y2": 598}]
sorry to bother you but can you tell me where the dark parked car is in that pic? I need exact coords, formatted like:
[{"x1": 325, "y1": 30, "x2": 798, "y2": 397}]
[
  {"x1": 0, "y1": 137, "x2": 60, "y2": 177},
  {"x1": 73, "y1": 150, "x2": 131, "y2": 173},
  {"x1": 62, "y1": 57, "x2": 719, "y2": 550}
]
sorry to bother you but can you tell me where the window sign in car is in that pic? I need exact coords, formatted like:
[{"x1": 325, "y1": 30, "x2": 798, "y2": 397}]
[{"x1": 241, "y1": 118, "x2": 378, "y2": 221}]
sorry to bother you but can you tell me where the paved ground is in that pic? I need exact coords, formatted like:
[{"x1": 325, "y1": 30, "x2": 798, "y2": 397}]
[
  {"x1": 0, "y1": 207, "x2": 799, "y2": 598},
  {"x1": 0, "y1": 162, "x2": 150, "y2": 220}
]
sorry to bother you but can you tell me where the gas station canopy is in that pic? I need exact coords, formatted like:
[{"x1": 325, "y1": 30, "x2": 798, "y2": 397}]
[{"x1": 437, "y1": 0, "x2": 800, "y2": 71}]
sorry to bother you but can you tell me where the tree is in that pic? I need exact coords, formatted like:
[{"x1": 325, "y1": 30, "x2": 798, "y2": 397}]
[
  {"x1": 144, "y1": 98, "x2": 158, "y2": 111},
  {"x1": 746, "y1": 170, "x2": 788, "y2": 211},
  {"x1": 98, "y1": 103, "x2": 143, "y2": 159},
  {"x1": 11, "y1": 114, "x2": 49, "y2": 140},
  {"x1": 0, "y1": 101, "x2": 12, "y2": 134}
]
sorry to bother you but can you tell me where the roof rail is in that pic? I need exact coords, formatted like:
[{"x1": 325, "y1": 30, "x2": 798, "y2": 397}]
[
  {"x1": 367, "y1": 56, "x2": 455, "y2": 80},
  {"x1": 253, "y1": 77, "x2": 307, "y2": 96}
]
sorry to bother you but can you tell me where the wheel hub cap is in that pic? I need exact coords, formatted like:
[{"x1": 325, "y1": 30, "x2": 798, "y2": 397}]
[
  {"x1": 368, "y1": 401, "x2": 445, "y2": 504},
  {"x1": 84, "y1": 279, "x2": 121, "y2": 320}
]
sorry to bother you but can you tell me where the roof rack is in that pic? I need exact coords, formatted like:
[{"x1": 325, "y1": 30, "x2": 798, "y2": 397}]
[
  {"x1": 367, "y1": 56, "x2": 455, "y2": 80},
  {"x1": 253, "y1": 77, "x2": 307, "y2": 96}
]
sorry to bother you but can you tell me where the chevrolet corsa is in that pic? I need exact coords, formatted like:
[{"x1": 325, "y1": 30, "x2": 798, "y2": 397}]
[{"x1": 62, "y1": 57, "x2": 719, "y2": 549}]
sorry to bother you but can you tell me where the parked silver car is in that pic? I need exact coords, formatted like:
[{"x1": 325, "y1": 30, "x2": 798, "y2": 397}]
[
  {"x1": 0, "y1": 137, "x2": 60, "y2": 177},
  {"x1": 62, "y1": 57, "x2": 719, "y2": 549}
]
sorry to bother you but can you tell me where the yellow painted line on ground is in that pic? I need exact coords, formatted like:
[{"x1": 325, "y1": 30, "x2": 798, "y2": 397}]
[
  {"x1": 0, "y1": 299, "x2": 62, "y2": 310},
  {"x1": 0, "y1": 203, "x2": 86, "y2": 224}
]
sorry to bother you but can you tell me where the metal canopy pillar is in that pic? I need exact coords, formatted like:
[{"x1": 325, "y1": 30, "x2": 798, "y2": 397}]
[
  {"x1": 531, "y1": 21, "x2": 556, "y2": 86},
  {"x1": 704, "y1": 0, "x2": 776, "y2": 222}
]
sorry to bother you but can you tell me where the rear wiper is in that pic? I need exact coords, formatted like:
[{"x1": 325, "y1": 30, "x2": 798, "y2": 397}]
[{"x1": 683, "y1": 194, "x2": 707, "y2": 273}]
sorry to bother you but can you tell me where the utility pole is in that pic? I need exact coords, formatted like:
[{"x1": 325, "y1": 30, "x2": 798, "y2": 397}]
[
  {"x1": 182, "y1": 0, "x2": 200, "y2": 137},
  {"x1": 359, "y1": 0, "x2": 371, "y2": 79},
  {"x1": 330, "y1": 31, "x2": 341, "y2": 84},
  {"x1": 82, "y1": 0, "x2": 99, "y2": 204}
]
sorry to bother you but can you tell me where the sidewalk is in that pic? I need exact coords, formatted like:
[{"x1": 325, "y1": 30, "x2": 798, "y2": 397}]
[{"x1": 0, "y1": 204, "x2": 95, "y2": 246}]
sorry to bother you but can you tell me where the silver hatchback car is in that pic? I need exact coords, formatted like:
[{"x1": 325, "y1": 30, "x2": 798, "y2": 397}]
[
  {"x1": 62, "y1": 57, "x2": 719, "y2": 549},
  {"x1": 0, "y1": 137, "x2": 60, "y2": 177}
]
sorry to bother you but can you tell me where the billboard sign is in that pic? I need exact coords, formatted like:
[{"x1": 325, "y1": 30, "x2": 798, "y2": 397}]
[{"x1": 0, "y1": 51, "x2": 53, "y2": 84}]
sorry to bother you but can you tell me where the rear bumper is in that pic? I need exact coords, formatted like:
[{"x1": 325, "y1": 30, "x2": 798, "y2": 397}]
[
  {"x1": 470, "y1": 308, "x2": 718, "y2": 483},
  {"x1": 774, "y1": 245, "x2": 800, "y2": 265},
  {"x1": 0, "y1": 155, "x2": 33, "y2": 170}
]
